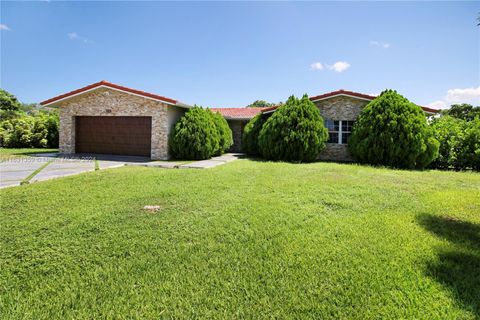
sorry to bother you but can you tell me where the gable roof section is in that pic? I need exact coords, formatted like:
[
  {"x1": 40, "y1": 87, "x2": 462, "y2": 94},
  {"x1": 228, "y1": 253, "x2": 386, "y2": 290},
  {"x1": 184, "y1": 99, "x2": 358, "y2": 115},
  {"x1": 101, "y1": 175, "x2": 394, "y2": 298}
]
[
  {"x1": 40, "y1": 80, "x2": 191, "y2": 108},
  {"x1": 309, "y1": 89, "x2": 376, "y2": 102},
  {"x1": 262, "y1": 89, "x2": 439, "y2": 115},
  {"x1": 210, "y1": 107, "x2": 266, "y2": 120}
]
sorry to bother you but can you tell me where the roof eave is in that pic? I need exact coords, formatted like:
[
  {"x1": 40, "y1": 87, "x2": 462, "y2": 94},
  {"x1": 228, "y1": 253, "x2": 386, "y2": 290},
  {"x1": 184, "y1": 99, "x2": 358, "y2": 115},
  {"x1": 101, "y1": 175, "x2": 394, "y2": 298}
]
[
  {"x1": 224, "y1": 117, "x2": 254, "y2": 121},
  {"x1": 310, "y1": 93, "x2": 375, "y2": 103},
  {"x1": 40, "y1": 81, "x2": 190, "y2": 108}
]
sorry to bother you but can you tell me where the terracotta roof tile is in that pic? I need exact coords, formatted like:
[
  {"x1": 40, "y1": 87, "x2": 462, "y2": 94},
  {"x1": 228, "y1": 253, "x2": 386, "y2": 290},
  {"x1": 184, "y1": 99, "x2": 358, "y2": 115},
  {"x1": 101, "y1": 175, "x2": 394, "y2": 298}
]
[
  {"x1": 309, "y1": 89, "x2": 376, "y2": 101},
  {"x1": 210, "y1": 107, "x2": 265, "y2": 119},
  {"x1": 262, "y1": 90, "x2": 439, "y2": 114},
  {"x1": 40, "y1": 80, "x2": 180, "y2": 106}
]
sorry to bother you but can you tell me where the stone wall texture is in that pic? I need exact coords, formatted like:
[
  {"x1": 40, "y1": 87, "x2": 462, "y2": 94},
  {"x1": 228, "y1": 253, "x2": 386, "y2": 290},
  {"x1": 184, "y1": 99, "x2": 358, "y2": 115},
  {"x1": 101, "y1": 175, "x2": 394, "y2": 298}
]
[
  {"x1": 314, "y1": 96, "x2": 368, "y2": 121},
  {"x1": 227, "y1": 120, "x2": 247, "y2": 152},
  {"x1": 58, "y1": 87, "x2": 173, "y2": 160},
  {"x1": 314, "y1": 96, "x2": 369, "y2": 162}
]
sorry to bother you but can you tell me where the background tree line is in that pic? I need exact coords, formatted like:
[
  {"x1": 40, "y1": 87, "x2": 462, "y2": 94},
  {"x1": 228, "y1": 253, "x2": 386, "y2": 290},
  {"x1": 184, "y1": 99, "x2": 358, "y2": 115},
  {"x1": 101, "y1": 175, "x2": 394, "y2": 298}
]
[{"x1": 0, "y1": 89, "x2": 59, "y2": 148}]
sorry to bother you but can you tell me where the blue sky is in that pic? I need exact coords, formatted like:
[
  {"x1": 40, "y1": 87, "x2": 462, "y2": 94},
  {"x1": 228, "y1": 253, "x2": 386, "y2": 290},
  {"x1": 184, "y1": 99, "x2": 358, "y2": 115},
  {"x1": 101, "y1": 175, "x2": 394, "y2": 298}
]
[{"x1": 1, "y1": 1, "x2": 479, "y2": 108}]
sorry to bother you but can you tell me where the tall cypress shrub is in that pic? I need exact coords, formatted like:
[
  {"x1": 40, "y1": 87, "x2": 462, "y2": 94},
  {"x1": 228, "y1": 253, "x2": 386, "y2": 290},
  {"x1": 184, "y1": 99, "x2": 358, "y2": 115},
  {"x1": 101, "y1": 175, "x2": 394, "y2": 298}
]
[
  {"x1": 348, "y1": 90, "x2": 439, "y2": 169},
  {"x1": 242, "y1": 114, "x2": 266, "y2": 155},
  {"x1": 210, "y1": 110, "x2": 233, "y2": 155},
  {"x1": 169, "y1": 106, "x2": 220, "y2": 160},
  {"x1": 258, "y1": 94, "x2": 328, "y2": 162}
]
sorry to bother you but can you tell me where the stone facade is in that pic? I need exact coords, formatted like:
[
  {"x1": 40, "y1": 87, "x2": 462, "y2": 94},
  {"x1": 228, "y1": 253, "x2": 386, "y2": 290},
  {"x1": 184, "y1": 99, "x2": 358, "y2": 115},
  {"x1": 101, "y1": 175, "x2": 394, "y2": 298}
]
[
  {"x1": 58, "y1": 87, "x2": 184, "y2": 160},
  {"x1": 227, "y1": 120, "x2": 248, "y2": 152},
  {"x1": 313, "y1": 96, "x2": 370, "y2": 162}
]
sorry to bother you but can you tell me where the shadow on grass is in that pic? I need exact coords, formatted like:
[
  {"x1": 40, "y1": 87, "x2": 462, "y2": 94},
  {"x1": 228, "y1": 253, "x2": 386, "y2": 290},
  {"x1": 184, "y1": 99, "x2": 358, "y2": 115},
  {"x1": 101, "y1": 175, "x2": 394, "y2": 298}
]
[{"x1": 418, "y1": 214, "x2": 480, "y2": 316}]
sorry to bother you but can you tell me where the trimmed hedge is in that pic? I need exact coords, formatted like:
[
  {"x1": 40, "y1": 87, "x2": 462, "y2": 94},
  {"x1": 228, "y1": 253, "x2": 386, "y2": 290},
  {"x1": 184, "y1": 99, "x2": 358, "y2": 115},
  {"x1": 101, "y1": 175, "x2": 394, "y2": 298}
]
[
  {"x1": 258, "y1": 95, "x2": 328, "y2": 162},
  {"x1": 242, "y1": 114, "x2": 266, "y2": 155},
  {"x1": 211, "y1": 110, "x2": 233, "y2": 155},
  {"x1": 348, "y1": 90, "x2": 439, "y2": 169},
  {"x1": 169, "y1": 106, "x2": 233, "y2": 160}
]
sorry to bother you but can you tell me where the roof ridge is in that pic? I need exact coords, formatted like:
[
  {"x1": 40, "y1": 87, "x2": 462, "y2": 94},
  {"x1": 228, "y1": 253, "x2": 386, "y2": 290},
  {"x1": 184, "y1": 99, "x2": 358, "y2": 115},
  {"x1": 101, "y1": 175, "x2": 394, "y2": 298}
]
[{"x1": 40, "y1": 80, "x2": 180, "y2": 106}]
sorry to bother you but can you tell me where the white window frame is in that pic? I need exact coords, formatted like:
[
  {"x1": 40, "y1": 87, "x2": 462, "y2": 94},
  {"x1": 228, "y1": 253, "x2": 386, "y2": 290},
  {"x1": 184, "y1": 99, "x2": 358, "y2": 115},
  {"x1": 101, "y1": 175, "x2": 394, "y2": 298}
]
[{"x1": 325, "y1": 120, "x2": 354, "y2": 144}]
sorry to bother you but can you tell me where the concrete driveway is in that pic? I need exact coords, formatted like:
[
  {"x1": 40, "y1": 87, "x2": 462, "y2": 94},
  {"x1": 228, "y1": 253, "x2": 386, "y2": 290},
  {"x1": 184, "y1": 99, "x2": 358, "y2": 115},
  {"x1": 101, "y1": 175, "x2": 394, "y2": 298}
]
[
  {"x1": 0, "y1": 154, "x2": 150, "y2": 188},
  {"x1": 0, "y1": 153, "x2": 242, "y2": 188}
]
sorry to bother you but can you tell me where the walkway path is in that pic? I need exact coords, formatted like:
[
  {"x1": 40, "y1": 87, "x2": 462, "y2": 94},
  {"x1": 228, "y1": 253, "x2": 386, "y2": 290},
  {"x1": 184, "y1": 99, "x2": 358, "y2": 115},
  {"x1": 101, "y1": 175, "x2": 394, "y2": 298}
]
[
  {"x1": 0, "y1": 153, "x2": 242, "y2": 188},
  {"x1": 178, "y1": 153, "x2": 243, "y2": 169}
]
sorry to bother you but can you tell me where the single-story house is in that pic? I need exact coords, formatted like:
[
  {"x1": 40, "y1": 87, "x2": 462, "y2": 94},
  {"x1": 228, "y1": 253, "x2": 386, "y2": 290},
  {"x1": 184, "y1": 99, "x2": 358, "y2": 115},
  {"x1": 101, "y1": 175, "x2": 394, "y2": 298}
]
[
  {"x1": 41, "y1": 82, "x2": 439, "y2": 161},
  {"x1": 213, "y1": 90, "x2": 439, "y2": 161},
  {"x1": 40, "y1": 81, "x2": 191, "y2": 160}
]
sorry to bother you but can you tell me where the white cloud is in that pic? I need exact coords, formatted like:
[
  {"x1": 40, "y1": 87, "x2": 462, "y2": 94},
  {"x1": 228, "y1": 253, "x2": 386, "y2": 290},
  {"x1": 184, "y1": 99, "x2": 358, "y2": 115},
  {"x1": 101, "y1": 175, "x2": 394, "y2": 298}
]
[
  {"x1": 310, "y1": 62, "x2": 324, "y2": 71},
  {"x1": 425, "y1": 100, "x2": 447, "y2": 109},
  {"x1": 0, "y1": 24, "x2": 11, "y2": 31},
  {"x1": 67, "y1": 32, "x2": 91, "y2": 43},
  {"x1": 446, "y1": 86, "x2": 480, "y2": 104},
  {"x1": 328, "y1": 61, "x2": 351, "y2": 73},
  {"x1": 370, "y1": 40, "x2": 390, "y2": 49},
  {"x1": 426, "y1": 86, "x2": 480, "y2": 109}
]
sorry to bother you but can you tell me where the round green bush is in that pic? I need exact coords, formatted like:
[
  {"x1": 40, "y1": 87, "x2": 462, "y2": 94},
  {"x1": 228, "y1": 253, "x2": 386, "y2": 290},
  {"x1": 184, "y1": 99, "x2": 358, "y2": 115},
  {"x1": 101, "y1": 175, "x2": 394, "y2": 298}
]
[
  {"x1": 210, "y1": 110, "x2": 233, "y2": 155},
  {"x1": 169, "y1": 106, "x2": 220, "y2": 160},
  {"x1": 258, "y1": 94, "x2": 328, "y2": 162},
  {"x1": 242, "y1": 114, "x2": 266, "y2": 155},
  {"x1": 348, "y1": 90, "x2": 439, "y2": 169}
]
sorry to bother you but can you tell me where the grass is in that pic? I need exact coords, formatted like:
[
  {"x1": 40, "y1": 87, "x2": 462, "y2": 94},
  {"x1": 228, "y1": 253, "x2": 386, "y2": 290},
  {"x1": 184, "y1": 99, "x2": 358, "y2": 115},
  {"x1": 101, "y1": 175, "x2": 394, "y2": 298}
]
[
  {"x1": 0, "y1": 148, "x2": 58, "y2": 160},
  {"x1": 0, "y1": 160, "x2": 479, "y2": 319},
  {"x1": 20, "y1": 160, "x2": 53, "y2": 185}
]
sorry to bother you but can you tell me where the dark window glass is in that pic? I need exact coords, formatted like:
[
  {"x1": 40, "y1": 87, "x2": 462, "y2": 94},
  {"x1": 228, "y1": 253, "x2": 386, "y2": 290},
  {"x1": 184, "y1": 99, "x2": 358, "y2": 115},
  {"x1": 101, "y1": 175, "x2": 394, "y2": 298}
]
[
  {"x1": 340, "y1": 121, "x2": 355, "y2": 144},
  {"x1": 328, "y1": 132, "x2": 339, "y2": 144},
  {"x1": 333, "y1": 120, "x2": 340, "y2": 131},
  {"x1": 342, "y1": 121, "x2": 355, "y2": 132},
  {"x1": 325, "y1": 120, "x2": 340, "y2": 143}
]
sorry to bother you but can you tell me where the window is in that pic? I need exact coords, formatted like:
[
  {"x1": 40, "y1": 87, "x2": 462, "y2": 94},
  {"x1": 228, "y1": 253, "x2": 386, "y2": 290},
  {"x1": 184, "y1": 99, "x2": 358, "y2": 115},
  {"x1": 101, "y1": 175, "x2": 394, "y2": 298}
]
[
  {"x1": 325, "y1": 120, "x2": 339, "y2": 143},
  {"x1": 341, "y1": 120, "x2": 354, "y2": 144},
  {"x1": 324, "y1": 120, "x2": 355, "y2": 144}
]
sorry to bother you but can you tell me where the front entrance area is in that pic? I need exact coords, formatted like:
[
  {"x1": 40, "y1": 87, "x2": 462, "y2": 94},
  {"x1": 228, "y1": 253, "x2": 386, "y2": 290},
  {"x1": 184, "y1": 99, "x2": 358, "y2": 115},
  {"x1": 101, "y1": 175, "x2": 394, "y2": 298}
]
[{"x1": 75, "y1": 116, "x2": 152, "y2": 157}]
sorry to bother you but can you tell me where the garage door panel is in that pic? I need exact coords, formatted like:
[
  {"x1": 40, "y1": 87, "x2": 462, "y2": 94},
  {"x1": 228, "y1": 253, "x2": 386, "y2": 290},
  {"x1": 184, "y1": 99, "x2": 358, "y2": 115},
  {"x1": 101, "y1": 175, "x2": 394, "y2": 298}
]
[{"x1": 75, "y1": 116, "x2": 151, "y2": 156}]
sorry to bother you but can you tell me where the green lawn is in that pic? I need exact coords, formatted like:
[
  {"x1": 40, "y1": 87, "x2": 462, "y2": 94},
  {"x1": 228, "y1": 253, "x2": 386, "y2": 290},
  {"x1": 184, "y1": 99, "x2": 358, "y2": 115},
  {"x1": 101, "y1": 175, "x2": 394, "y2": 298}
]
[
  {"x1": 0, "y1": 147, "x2": 58, "y2": 160},
  {"x1": 1, "y1": 160, "x2": 479, "y2": 318}
]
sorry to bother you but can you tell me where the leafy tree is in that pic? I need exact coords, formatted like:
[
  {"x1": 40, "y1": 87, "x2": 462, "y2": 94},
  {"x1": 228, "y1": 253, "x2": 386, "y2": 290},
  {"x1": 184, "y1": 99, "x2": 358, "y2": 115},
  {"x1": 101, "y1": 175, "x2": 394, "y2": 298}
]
[
  {"x1": 0, "y1": 89, "x2": 24, "y2": 120},
  {"x1": 430, "y1": 116, "x2": 464, "y2": 169},
  {"x1": 348, "y1": 90, "x2": 439, "y2": 169},
  {"x1": 19, "y1": 103, "x2": 35, "y2": 113},
  {"x1": 0, "y1": 89, "x2": 21, "y2": 111},
  {"x1": 169, "y1": 106, "x2": 221, "y2": 160},
  {"x1": 210, "y1": 110, "x2": 233, "y2": 155},
  {"x1": 258, "y1": 94, "x2": 328, "y2": 162},
  {"x1": 42, "y1": 112, "x2": 60, "y2": 148},
  {"x1": 441, "y1": 104, "x2": 480, "y2": 122},
  {"x1": 242, "y1": 114, "x2": 266, "y2": 155},
  {"x1": 246, "y1": 100, "x2": 276, "y2": 108},
  {"x1": 454, "y1": 117, "x2": 480, "y2": 171}
]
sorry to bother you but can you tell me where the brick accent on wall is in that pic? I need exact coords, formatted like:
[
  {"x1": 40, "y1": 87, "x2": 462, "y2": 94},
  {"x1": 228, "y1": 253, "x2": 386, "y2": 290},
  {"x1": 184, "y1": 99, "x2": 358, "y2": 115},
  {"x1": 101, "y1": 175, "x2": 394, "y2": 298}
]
[
  {"x1": 58, "y1": 87, "x2": 171, "y2": 160},
  {"x1": 314, "y1": 96, "x2": 369, "y2": 162}
]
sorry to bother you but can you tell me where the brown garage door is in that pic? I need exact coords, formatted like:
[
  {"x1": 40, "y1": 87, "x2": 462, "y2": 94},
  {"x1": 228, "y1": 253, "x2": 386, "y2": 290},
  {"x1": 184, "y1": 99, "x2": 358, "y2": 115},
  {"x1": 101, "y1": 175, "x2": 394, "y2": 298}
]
[{"x1": 75, "y1": 116, "x2": 152, "y2": 157}]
